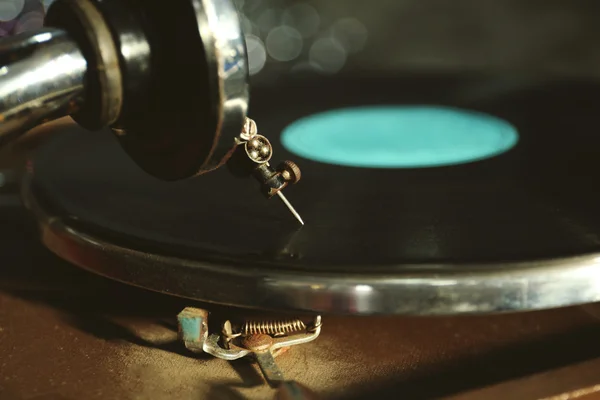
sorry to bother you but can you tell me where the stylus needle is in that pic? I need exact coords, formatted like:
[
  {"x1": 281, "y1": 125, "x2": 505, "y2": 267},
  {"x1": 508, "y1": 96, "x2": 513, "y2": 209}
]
[{"x1": 276, "y1": 191, "x2": 304, "y2": 225}]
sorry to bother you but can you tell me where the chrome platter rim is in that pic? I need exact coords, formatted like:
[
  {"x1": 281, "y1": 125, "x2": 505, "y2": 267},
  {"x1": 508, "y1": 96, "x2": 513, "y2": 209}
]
[{"x1": 21, "y1": 170, "x2": 600, "y2": 316}]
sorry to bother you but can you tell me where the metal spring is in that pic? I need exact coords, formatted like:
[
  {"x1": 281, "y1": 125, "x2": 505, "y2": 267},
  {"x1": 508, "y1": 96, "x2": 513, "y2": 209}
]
[{"x1": 241, "y1": 319, "x2": 306, "y2": 336}]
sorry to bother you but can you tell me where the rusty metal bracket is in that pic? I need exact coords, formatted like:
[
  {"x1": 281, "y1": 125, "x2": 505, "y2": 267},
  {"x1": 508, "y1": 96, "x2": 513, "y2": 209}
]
[{"x1": 177, "y1": 307, "x2": 322, "y2": 387}]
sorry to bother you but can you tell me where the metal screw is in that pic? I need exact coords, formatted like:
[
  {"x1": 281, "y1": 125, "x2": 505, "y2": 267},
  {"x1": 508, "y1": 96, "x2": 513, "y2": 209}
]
[
  {"x1": 242, "y1": 334, "x2": 274, "y2": 352},
  {"x1": 278, "y1": 160, "x2": 301, "y2": 184}
]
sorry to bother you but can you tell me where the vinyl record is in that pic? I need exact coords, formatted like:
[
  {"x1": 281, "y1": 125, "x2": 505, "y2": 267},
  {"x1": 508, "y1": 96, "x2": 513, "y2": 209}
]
[{"x1": 23, "y1": 75, "x2": 600, "y2": 315}]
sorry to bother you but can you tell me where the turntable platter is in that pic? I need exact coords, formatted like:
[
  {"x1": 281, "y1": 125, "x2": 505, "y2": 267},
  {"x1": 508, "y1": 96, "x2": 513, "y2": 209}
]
[{"x1": 23, "y1": 76, "x2": 600, "y2": 315}]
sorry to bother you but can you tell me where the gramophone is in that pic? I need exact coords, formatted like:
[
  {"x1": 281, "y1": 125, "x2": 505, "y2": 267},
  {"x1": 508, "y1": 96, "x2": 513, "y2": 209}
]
[{"x1": 3, "y1": 0, "x2": 600, "y2": 397}]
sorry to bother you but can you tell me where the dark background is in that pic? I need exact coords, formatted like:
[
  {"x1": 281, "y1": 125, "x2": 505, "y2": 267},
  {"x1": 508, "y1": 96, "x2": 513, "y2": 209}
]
[{"x1": 4, "y1": 0, "x2": 600, "y2": 83}]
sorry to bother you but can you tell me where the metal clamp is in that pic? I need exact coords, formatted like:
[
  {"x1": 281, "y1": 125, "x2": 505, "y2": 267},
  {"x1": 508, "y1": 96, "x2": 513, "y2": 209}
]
[
  {"x1": 232, "y1": 117, "x2": 304, "y2": 225},
  {"x1": 177, "y1": 307, "x2": 322, "y2": 387}
]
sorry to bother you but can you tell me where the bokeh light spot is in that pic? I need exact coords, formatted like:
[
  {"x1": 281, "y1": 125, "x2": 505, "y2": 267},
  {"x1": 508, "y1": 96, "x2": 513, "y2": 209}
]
[
  {"x1": 282, "y1": 3, "x2": 320, "y2": 38},
  {"x1": 266, "y1": 25, "x2": 303, "y2": 62},
  {"x1": 245, "y1": 34, "x2": 267, "y2": 75},
  {"x1": 309, "y1": 37, "x2": 347, "y2": 73},
  {"x1": 0, "y1": 0, "x2": 24, "y2": 22},
  {"x1": 332, "y1": 17, "x2": 368, "y2": 54}
]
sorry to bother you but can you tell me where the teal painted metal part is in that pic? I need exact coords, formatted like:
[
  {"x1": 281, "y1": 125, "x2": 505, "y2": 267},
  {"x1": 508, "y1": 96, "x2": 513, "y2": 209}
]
[
  {"x1": 179, "y1": 316, "x2": 201, "y2": 342},
  {"x1": 177, "y1": 307, "x2": 208, "y2": 344}
]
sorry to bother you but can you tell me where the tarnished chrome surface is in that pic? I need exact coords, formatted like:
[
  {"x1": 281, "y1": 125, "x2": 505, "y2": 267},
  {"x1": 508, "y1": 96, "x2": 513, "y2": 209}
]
[
  {"x1": 0, "y1": 28, "x2": 86, "y2": 145},
  {"x1": 194, "y1": 0, "x2": 249, "y2": 171},
  {"x1": 21, "y1": 169, "x2": 600, "y2": 315},
  {"x1": 0, "y1": 0, "x2": 248, "y2": 181},
  {"x1": 203, "y1": 334, "x2": 251, "y2": 361}
]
